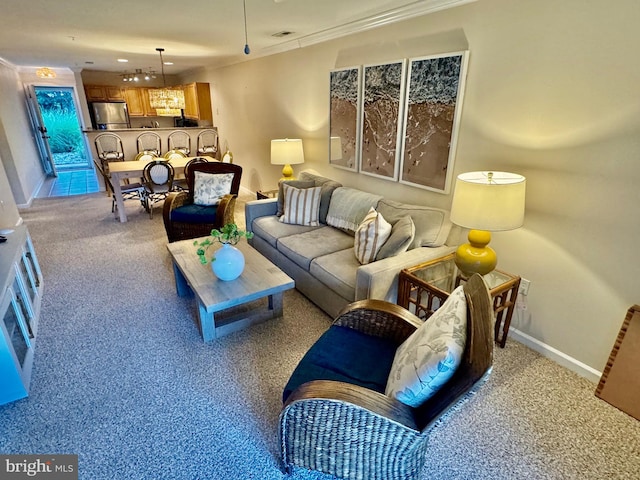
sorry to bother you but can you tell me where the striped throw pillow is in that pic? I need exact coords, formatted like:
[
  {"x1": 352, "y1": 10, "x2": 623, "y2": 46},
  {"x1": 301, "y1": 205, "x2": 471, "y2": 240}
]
[
  {"x1": 279, "y1": 184, "x2": 322, "y2": 226},
  {"x1": 354, "y1": 207, "x2": 392, "y2": 264}
]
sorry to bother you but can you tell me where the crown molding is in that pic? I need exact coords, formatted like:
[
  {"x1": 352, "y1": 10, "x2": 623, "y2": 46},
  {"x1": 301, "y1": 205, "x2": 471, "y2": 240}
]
[{"x1": 260, "y1": 0, "x2": 476, "y2": 57}]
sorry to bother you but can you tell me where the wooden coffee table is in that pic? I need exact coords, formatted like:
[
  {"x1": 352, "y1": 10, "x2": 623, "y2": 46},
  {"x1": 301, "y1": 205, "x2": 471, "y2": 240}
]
[{"x1": 167, "y1": 238, "x2": 294, "y2": 342}]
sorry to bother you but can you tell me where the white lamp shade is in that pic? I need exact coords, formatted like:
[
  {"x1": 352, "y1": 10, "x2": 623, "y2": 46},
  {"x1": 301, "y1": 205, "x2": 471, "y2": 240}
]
[
  {"x1": 271, "y1": 139, "x2": 305, "y2": 165},
  {"x1": 450, "y1": 171, "x2": 526, "y2": 231}
]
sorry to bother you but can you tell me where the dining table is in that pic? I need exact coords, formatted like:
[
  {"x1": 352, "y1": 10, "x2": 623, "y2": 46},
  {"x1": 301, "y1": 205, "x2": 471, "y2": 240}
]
[{"x1": 108, "y1": 156, "x2": 215, "y2": 223}]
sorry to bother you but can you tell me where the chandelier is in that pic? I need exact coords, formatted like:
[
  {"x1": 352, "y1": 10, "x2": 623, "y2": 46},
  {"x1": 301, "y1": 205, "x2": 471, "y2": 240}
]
[
  {"x1": 36, "y1": 67, "x2": 56, "y2": 79},
  {"x1": 148, "y1": 48, "x2": 185, "y2": 116}
]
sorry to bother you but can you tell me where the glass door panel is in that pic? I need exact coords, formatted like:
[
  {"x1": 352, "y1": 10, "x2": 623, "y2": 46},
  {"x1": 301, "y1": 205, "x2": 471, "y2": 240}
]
[
  {"x1": 12, "y1": 266, "x2": 35, "y2": 338},
  {"x1": 1, "y1": 288, "x2": 31, "y2": 369}
]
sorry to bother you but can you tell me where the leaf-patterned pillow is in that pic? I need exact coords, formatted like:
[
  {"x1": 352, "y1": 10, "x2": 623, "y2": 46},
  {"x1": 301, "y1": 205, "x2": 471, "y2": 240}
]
[
  {"x1": 385, "y1": 285, "x2": 467, "y2": 407},
  {"x1": 193, "y1": 172, "x2": 234, "y2": 206}
]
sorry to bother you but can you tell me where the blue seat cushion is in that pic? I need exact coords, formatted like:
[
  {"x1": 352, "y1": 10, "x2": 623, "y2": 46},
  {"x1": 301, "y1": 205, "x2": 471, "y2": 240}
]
[
  {"x1": 283, "y1": 325, "x2": 398, "y2": 402},
  {"x1": 170, "y1": 204, "x2": 217, "y2": 224}
]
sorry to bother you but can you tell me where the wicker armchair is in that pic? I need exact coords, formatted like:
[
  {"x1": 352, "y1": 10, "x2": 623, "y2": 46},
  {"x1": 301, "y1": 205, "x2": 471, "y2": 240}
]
[
  {"x1": 279, "y1": 274, "x2": 493, "y2": 480},
  {"x1": 163, "y1": 162, "x2": 242, "y2": 243}
]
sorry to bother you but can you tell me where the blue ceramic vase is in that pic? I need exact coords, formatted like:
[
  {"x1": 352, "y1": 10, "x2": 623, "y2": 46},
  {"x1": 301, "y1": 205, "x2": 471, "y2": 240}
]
[{"x1": 212, "y1": 243, "x2": 245, "y2": 281}]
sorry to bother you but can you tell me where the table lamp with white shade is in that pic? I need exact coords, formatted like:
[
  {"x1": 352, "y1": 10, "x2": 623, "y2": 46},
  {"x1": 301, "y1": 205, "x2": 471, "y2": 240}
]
[
  {"x1": 271, "y1": 138, "x2": 304, "y2": 181},
  {"x1": 449, "y1": 171, "x2": 526, "y2": 277}
]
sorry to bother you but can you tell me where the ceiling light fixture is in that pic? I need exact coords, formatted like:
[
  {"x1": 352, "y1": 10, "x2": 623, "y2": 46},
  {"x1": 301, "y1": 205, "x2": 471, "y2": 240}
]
[
  {"x1": 243, "y1": 0, "x2": 250, "y2": 55},
  {"x1": 36, "y1": 67, "x2": 56, "y2": 79},
  {"x1": 148, "y1": 48, "x2": 185, "y2": 116}
]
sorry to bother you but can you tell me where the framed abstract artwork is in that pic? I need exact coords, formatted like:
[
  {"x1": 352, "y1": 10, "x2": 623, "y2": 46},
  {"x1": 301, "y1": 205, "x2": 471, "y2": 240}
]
[
  {"x1": 329, "y1": 66, "x2": 361, "y2": 172},
  {"x1": 359, "y1": 60, "x2": 407, "y2": 181},
  {"x1": 399, "y1": 51, "x2": 469, "y2": 193}
]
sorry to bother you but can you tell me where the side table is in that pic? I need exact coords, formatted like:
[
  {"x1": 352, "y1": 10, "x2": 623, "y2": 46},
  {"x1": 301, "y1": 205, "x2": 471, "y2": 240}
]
[
  {"x1": 257, "y1": 188, "x2": 279, "y2": 200},
  {"x1": 397, "y1": 253, "x2": 521, "y2": 348}
]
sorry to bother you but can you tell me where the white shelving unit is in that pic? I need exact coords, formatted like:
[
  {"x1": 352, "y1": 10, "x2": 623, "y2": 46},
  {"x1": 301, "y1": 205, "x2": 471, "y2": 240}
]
[{"x1": 1, "y1": 225, "x2": 43, "y2": 405}]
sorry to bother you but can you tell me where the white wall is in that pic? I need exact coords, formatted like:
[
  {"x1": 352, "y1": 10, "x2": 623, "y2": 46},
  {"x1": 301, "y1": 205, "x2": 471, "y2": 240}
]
[
  {"x1": 0, "y1": 62, "x2": 44, "y2": 205},
  {"x1": 186, "y1": 0, "x2": 640, "y2": 377}
]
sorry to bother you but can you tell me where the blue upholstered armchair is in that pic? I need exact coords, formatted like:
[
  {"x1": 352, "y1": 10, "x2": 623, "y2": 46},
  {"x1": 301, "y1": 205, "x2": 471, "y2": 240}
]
[{"x1": 279, "y1": 274, "x2": 493, "y2": 480}]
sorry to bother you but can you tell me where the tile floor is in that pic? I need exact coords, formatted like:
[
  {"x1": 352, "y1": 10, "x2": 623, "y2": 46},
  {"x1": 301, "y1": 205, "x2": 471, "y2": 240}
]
[{"x1": 37, "y1": 168, "x2": 100, "y2": 198}]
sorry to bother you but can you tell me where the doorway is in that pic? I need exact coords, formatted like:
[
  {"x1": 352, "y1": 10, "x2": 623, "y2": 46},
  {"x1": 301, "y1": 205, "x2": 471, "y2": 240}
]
[
  {"x1": 32, "y1": 86, "x2": 89, "y2": 170},
  {"x1": 26, "y1": 86, "x2": 99, "y2": 197}
]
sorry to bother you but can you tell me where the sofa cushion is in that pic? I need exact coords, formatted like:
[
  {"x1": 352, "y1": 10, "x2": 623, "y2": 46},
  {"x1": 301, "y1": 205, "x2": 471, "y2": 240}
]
[
  {"x1": 277, "y1": 226, "x2": 354, "y2": 271},
  {"x1": 376, "y1": 198, "x2": 452, "y2": 248},
  {"x1": 193, "y1": 171, "x2": 234, "y2": 206},
  {"x1": 354, "y1": 207, "x2": 392, "y2": 265},
  {"x1": 279, "y1": 184, "x2": 322, "y2": 226},
  {"x1": 385, "y1": 285, "x2": 467, "y2": 407},
  {"x1": 283, "y1": 325, "x2": 398, "y2": 402},
  {"x1": 170, "y1": 204, "x2": 217, "y2": 224},
  {"x1": 310, "y1": 249, "x2": 359, "y2": 301},
  {"x1": 299, "y1": 171, "x2": 342, "y2": 224},
  {"x1": 326, "y1": 187, "x2": 383, "y2": 234},
  {"x1": 276, "y1": 180, "x2": 315, "y2": 216},
  {"x1": 251, "y1": 216, "x2": 319, "y2": 248},
  {"x1": 376, "y1": 215, "x2": 415, "y2": 260}
]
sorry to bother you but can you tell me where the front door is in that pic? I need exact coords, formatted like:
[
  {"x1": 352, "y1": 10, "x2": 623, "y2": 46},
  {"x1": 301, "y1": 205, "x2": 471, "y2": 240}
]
[{"x1": 24, "y1": 85, "x2": 57, "y2": 177}]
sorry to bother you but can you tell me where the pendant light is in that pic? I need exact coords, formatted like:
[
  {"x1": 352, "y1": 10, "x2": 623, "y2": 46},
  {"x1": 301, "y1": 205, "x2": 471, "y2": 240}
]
[
  {"x1": 148, "y1": 48, "x2": 185, "y2": 116},
  {"x1": 243, "y1": 0, "x2": 250, "y2": 55}
]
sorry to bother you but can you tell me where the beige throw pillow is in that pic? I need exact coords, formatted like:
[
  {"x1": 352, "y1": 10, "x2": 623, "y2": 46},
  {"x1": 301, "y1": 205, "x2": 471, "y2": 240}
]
[
  {"x1": 279, "y1": 184, "x2": 322, "y2": 226},
  {"x1": 354, "y1": 207, "x2": 392, "y2": 265}
]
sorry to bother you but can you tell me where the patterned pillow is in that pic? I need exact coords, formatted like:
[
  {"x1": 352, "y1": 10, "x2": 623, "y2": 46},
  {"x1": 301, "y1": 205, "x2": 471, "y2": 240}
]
[
  {"x1": 354, "y1": 207, "x2": 392, "y2": 265},
  {"x1": 385, "y1": 285, "x2": 467, "y2": 407},
  {"x1": 193, "y1": 172, "x2": 234, "y2": 206},
  {"x1": 376, "y1": 215, "x2": 415, "y2": 260},
  {"x1": 279, "y1": 184, "x2": 322, "y2": 226}
]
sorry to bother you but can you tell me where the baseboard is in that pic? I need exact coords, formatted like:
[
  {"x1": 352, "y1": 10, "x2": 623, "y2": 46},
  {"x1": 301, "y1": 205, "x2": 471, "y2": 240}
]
[{"x1": 509, "y1": 328, "x2": 602, "y2": 384}]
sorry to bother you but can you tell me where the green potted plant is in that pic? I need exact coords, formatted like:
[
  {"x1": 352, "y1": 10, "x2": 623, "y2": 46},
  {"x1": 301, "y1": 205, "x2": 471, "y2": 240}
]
[{"x1": 194, "y1": 223, "x2": 253, "y2": 281}]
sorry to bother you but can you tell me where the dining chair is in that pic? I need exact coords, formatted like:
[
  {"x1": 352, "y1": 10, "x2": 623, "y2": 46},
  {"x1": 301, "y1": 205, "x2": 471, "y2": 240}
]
[
  {"x1": 136, "y1": 131, "x2": 162, "y2": 156},
  {"x1": 163, "y1": 149, "x2": 187, "y2": 161},
  {"x1": 95, "y1": 133, "x2": 124, "y2": 163},
  {"x1": 197, "y1": 129, "x2": 219, "y2": 156},
  {"x1": 168, "y1": 130, "x2": 191, "y2": 155},
  {"x1": 173, "y1": 156, "x2": 209, "y2": 192},
  {"x1": 93, "y1": 159, "x2": 146, "y2": 217},
  {"x1": 142, "y1": 160, "x2": 175, "y2": 219},
  {"x1": 94, "y1": 133, "x2": 125, "y2": 194}
]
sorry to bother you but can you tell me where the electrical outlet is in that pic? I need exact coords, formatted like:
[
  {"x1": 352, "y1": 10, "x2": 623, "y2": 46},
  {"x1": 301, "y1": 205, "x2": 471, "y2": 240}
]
[{"x1": 519, "y1": 278, "x2": 530, "y2": 296}]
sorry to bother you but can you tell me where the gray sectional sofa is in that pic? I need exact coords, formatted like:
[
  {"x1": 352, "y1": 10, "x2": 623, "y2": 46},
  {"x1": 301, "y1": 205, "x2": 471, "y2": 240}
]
[{"x1": 245, "y1": 171, "x2": 461, "y2": 318}]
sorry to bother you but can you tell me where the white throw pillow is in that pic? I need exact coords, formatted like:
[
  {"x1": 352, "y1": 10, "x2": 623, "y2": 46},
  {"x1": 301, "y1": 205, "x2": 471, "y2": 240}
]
[
  {"x1": 193, "y1": 172, "x2": 234, "y2": 206},
  {"x1": 353, "y1": 207, "x2": 391, "y2": 265},
  {"x1": 279, "y1": 184, "x2": 322, "y2": 226},
  {"x1": 385, "y1": 285, "x2": 467, "y2": 407}
]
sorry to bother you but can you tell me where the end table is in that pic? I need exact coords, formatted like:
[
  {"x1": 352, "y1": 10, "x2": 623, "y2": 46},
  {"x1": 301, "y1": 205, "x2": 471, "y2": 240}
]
[
  {"x1": 257, "y1": 189, "x2": 279, "y2": 200},
  {"x1": 397, "y1": 253, "x2": 521, "y2": 348}
]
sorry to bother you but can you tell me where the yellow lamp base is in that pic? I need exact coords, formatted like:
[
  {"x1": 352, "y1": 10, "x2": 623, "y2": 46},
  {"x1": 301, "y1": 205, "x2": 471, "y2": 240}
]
[
  {"x1": 279, "y1": 163, "x2": 296, "y2": 182},
  {"x1": 454, "y1": 229, "x2": 497, "y2": 276}
]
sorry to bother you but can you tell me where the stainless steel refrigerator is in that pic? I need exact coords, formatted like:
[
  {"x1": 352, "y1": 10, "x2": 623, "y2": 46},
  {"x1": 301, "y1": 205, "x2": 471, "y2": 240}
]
[{"x1": 90, "y1": 102, "x2": 130, "y2": 130}]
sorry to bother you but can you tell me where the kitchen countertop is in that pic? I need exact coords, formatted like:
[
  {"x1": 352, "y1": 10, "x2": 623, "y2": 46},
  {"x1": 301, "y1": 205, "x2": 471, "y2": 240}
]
[{"x1": 83, "y1": 126, "x2": 214, "y2": 133}]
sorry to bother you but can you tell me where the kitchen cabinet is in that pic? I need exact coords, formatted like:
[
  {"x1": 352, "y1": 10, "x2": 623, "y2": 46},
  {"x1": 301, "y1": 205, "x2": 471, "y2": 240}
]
[
  {"x1": 123, "y1": 88, "x2": 145, "y2": 117},
  {"x1": 85, "y1": 85, "x2": 124, "y2": 102},
  {"x1": 182, "y1": 82, "x2": 212, "y2": 122},
  {"x1": 1, "y1": 226, "x2": 43, "y2": 405},
  {"x1": 140, "y1": 88, "x2": 157, "y2": 116}
]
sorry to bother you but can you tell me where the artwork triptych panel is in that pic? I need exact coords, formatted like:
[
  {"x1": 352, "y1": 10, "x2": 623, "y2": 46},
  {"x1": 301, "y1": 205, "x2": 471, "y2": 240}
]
[
  {"x1": 328, "y1": 51, "x2": 469, "y2": 194},
  {"x1": 359, "y1": 60, "x2": 406, "y2": 181},
  {"x1": 400, "y1": 51, "x2": 469, "y2": 193},
  {"x1": 329, "y1": 66, "x2": 361, "y2": 172}
]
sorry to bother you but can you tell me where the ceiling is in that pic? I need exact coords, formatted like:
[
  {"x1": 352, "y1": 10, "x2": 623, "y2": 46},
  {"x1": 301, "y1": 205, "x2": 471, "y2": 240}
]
[{"x1": 0, "y1": 0, "x2": 472, "y2": 76}]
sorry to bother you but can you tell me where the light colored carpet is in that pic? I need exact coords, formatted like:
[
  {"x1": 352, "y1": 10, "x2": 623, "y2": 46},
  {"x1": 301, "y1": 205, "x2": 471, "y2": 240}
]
[{"x1": 1, "y1": 192, "x2": 638, "y2": 480}]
